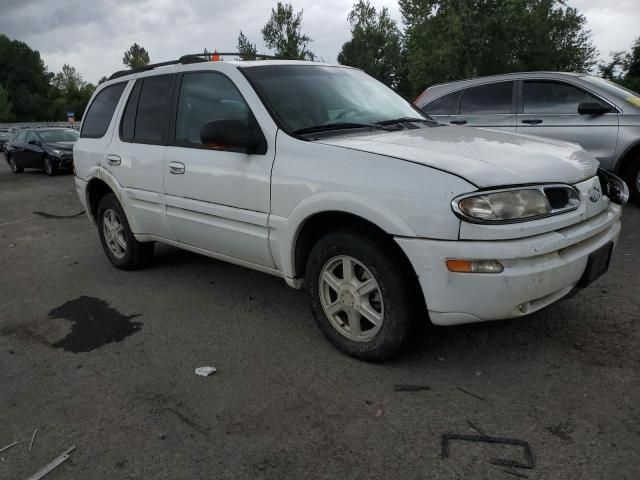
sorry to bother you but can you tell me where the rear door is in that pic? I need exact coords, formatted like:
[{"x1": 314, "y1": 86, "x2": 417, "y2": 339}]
[
  {"x1": 105, "y1": 72, "x2": 176, "y2": 240},
  {"x1": 447, "y1": 81, "x2": 517, "y2": 132},
  {"x1": 516, "y1": 80, "x2": 619, "y2": 164},
  {"x1": 163, "y1": 67, "x2": 276, "y2": 267},
  {"x1": 9, "y1": 130, "x2": 28, "y2": 164}
]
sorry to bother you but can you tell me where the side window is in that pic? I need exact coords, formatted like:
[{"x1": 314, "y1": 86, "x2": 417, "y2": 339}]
[
  {"x1": 14, "y1": 131, "x2": 27, "y2": 143},
  {"x1": 26, "y1": 131, "x2": 37, "y2": 144},
  {"x1": 523, "y1": 81, "x2": 602, "y2": 114},
  {"x1": 422, "y1": 91, "x2": 460, "y2": 115},
  {"x1": 459, "y1": 82, "x2": 514, "y2": 114},
  {"x1": 80, "y1": 82, "x2": 126, "y2": 138},
  {"x1": 133, "y1": 75, "x2": 172, "y2": 143},
  {"x1": 175, "y1": 72, "x2": 253, "y2": 147},
  {"x1": 120, "y1": 80, "x2": 143, "y2": 142}
]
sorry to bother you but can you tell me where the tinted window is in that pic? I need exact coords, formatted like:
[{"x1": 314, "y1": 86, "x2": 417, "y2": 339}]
[
  {"x1": 14, "y1": 131, "x2": 27, "y2": 143},
  {"x1": 120, "y1": 80, "x2": 142, "y2": 142},
  {"x1": 459, "y1": 82, "x2": 514, "y2": 114},
  {"x1": 175, "y1": 72, "x2": 252, "y2": 146},
  {"x1": 81, "y1": 82, "x2": 126, "y2": 138},
  {"x1": 523, "y1": 81, "x2": 601, "y2": 114},
  {"x1": 38, "y1": 129, "x2": 79, "y2": 143},
  {"x1": 422, "y1": 92, "x2": 460, "y2": 115},
  {"x1": 26, "y1": 130, "x2": 38, "y2": 144},
  {"x1": 134, "y1": 76, "x2": 172, "y2": 143}
]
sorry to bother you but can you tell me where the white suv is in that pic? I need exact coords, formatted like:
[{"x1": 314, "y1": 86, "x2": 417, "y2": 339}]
[{"x1": 74, "y1": 56, "x2": 627, "y2": 361}]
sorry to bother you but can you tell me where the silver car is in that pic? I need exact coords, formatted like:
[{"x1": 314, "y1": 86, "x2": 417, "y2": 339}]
[{"x1": 415, "y1": 72, "x2": 640, "y2": 201}]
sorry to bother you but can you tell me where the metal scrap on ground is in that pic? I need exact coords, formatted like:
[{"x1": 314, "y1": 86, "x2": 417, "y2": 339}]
[
  {"x1": 29, "y1": 429, "x2": 38, "y2": 451},
  {"x1": 194, "y1": 366, "x2": 217, "y2": 377},
  {"x1": 441, "y1": 433, "x2": 535, "y2": 470},
  {"x1": 393, "y1": 384, "x2": 431, "y2": 392},
  {"x1": 25, "y1": 445, "x2": 76, "y2": 480},
  {"x1": 0, "y1": 440, "x2": 17, "y2": 453}
]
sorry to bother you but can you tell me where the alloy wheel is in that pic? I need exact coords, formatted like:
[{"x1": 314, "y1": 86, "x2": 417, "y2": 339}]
[
  {"x1": 102, "y1": 208, "x2": 127, "y2": 259},
  {"x1": 318, "y1": 255, "x2": 384, "y2": 342},
  {"x1": 44, "y1": 158, "x2": 53, "y2": 175}
]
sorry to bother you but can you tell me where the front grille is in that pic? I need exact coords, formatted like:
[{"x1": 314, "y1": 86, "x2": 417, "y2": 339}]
[{"x1": 542, "y1": 186, "x2": 580, "y2": 213}]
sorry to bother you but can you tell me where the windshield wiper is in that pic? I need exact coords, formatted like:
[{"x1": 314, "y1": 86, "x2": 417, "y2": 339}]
[
  {"x1": 293, "y1": 122, "x2": 390, "y2": 135},
  {"x1": 376, "y1": 117, "x2": 435, "y2": 126}
]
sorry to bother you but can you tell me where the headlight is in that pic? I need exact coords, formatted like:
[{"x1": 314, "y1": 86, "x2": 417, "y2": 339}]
[
  {"x1": 48, "y1": 149, "x2": 64, "y2": 156},
  {"x1": 452, "y1": 185, "x2": 580, "y2": 224},
  {"x1": 598, "y1": 169, "x2": 628, "y2": 205}
]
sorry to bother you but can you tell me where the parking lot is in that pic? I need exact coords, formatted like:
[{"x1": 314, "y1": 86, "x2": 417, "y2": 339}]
[{"x1": 0, "y1": 156, "x2": 639, "y2": 479}]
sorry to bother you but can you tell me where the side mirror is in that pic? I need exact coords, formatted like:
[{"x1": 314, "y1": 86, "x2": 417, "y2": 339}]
[
  {"x1": 200, "y1": 120, "x2": 263, "y2": 153},
  {"x1": 578, "y1": 101, "x2": 612, "y2": 115},
  {"x1": 28, "y1": 139, "x2": 38, "y2": 145}
]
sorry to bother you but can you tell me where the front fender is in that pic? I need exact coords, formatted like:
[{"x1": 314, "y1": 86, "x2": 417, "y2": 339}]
[{"x1": 270, "y1": 191, "x2": 417, "y2": 279}]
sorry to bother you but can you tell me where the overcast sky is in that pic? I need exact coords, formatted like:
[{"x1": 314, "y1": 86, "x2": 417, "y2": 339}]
[{"x1": 0, "y1": 0, "x2": 638, "y2": 83}]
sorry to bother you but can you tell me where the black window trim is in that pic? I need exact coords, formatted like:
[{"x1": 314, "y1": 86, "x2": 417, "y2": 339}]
[
  {"x1": 80, "y1": 81, "x2": 127, "y2": 139},
  {"x1": 421, "y1": 90, "x2": 462, "y2": 116},
  {"x1": 169, "y1": 69, "x2": 267, "y2": 155},
  {"x1": 118, "y1": 74, "x2": 176, "y2": 146},
  {"x1": 516, "y1": 78, "x2": 621, "y2": 115}
]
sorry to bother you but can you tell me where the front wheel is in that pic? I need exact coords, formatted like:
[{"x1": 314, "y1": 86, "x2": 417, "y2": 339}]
[
  {"x1": 624, "y1": 157, "x2": 640, "y2": 203},
  {"x1": 305, "y1": 228, "x2": 417, "y2": 361},
  {"x1": 43, "y1": 156, "x2": 57, "y2": 176},
  {"x1": 8, "y1": 155, "x2": 23, "y2": 173},
  {"x1": 97, "y1": 193, "x2": 154, "y2": 270}
]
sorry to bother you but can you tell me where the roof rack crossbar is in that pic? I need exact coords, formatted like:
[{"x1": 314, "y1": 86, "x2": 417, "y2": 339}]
[{"x1": 108, "y1": 52, "x2": 279, "y2": 80}]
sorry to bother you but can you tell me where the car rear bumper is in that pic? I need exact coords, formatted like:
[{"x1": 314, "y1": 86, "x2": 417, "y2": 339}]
[{"x1": 396, "y1": 203, "x2": 622, "y2": 326}]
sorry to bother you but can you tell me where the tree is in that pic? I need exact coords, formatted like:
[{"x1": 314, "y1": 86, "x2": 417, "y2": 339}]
[
  {"x1": 123, "y1": 43, "x2": 150, "y2": 69},
  {"x1": 400, "y1": 0, "x2": 598, "y2": 96},
  {"x1": 598, "y1": 37, "x2": 640, "y2": 93},
  {"x1": 52, "y1": 64, "x2": 84, "y2": 96},
  {"x1": 0, "y1": 34, "x2": 51, "y2": 120},
  {"x1": 338, "y1": 1, "x2": 405, "y2": 89},
  {"x1": 261, "y1": 2, "x2": 315, "y2": 60},
  {"x1": 0, "y1": 84, "x2": 14, "y2": 122},
  {"x1": 237, "y1": 31, "x2": 258, "y2": 60},
  {"x1": 98, "y1": 76, "x2": 109, "y2": 85}
]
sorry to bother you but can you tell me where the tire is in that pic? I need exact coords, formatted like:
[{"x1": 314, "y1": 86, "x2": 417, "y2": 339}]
[
  {"x1": 624, "y1": 157, "x2": 640, "y2": 203},
  {"x1": 304, "y1": 228, "x2": 418, "y2": 361},
  {"x1": 8, "y1": 155, "x2": 23, "y2": 173},
  {"x1": 43, "y1": 156, "x2": 57, "y2": 176},
  {"x1": 97, "y1": 193, "x2": 154, "y2": 270}
]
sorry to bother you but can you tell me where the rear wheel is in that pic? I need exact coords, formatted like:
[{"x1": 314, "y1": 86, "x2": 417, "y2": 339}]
[
  {"x1": 97, "y1": 193, "x2": 154, "y2": 270},
  {"x1": 304, "y1": 228, "x2": 417, "y2": 361},
  {"x1": 8, "y1": 155, "x2": 23, "y2": 174},
  {"x1": 624, "y1": 157, "x2": 640, "y2": 203},
  {"x1": 43, "y1": 156, "x2": 57, "y2": 176}
]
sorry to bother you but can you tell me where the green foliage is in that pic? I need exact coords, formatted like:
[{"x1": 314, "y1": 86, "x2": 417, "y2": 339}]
[
  {"x1": 261, "y1": 2, "x2": 315, "y2": 60},
  {"x1": 598, "y1": 37, "x2": 640, "y2": 94},
  {"x1": 338, "y1": 1, "x2": 405, "y2": 91},
  {"x1": 237, "y1": 31, "x2": 258, "y2": 60},
  {"x1": 400, "y1": 0, "x2": 598, "y2": 96},
  {"x1": 123, "y1": 43, "x2": 150, "y2": 69},
  {"x1": 0, "y1": 84, "x2": 14, "y2": 122}
]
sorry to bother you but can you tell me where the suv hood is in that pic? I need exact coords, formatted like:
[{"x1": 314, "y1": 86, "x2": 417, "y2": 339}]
[{"x1": 314, "y1": 126, "x2": 598, "y2": 187}]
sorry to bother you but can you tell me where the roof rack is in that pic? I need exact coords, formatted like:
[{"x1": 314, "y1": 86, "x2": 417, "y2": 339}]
[{"x1": 108, "y1": 52, "x2": 281, "y2": 80}]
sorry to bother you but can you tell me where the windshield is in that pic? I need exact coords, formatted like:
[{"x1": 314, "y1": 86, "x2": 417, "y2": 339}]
[
  {"x1": 582, "y1": 75, "x2": 640, "y2": 107},
  {"x1": 0, "y1": 132, "x2": 11, "y2": 140},
  {"x1": 38, "y1": 129, "x2": 79, "y2": 143},
  {"x1": 242, "y1": 65, "x2": 429, "y2": 133}
]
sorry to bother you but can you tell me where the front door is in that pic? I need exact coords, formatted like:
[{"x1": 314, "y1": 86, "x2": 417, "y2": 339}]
[
  {"x1": 25, "y1": 130, "x2": 44, "y2": 167},
  {"x1": 163, "y1": 69, "x2": 276, "y2": 268},
  {"x1": 516, "y1": 80, "x2": 619, "y2": 165}
]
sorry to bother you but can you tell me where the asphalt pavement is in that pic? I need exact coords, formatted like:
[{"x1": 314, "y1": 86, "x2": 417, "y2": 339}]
[{"x1": 1, "y1": 155, "x2": 639, "y2": 479}]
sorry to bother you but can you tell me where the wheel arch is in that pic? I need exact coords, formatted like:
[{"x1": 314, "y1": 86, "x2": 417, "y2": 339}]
[{"x1": 615, "y1": 140, "x2": 640, "y2": 177}]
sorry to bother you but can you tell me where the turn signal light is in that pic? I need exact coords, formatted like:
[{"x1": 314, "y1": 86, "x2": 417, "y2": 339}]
[{"x1": 446, "y1": 259, "x2": 504, "y2": 274}]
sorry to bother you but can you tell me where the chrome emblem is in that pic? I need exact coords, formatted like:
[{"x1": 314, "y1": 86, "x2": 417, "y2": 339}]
[{"x1": 588, "y1": 183, "x2": 601, "y2": 202}]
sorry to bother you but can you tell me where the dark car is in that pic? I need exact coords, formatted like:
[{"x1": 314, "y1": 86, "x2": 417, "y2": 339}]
[
  {"x1": 0, "y1": 129, "x2": 12, "y2": 152},
  {"x1": 5, "y1": 128, "x2": 79, "y2": 175}
]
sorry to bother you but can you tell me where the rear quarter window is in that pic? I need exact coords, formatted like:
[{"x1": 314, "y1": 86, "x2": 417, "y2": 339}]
[{"x1": 80, "y1": 82, "x2": 127, "y2": 139}]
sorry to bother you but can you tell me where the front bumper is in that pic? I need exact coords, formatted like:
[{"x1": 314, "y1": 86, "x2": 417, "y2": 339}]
[
  {"x1": 55, "y1": 154, "x2": 74, "y2": 169},
  {"x1": 396, "y1": 204, "x2": 622, "y2": 326}
]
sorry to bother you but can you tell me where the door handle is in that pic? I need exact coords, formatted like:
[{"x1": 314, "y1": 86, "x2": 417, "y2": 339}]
[
  {"x1": 169, "y1": 162, "x2": 185, "y2": 174},
  {"x1": 450, "y1": 119, "x2": 468, "y2": 125},
  {"x1": 521, "y1": 119, "x2": 543, "y2": 125},
  {"x1": 107, "y1": 154, "x2": 121, "y2": 166}
]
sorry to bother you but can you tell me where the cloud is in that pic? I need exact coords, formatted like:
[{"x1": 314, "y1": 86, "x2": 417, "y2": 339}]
[{"x1": 0, "y1": 0, "x2": 637, "y2": 83}]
